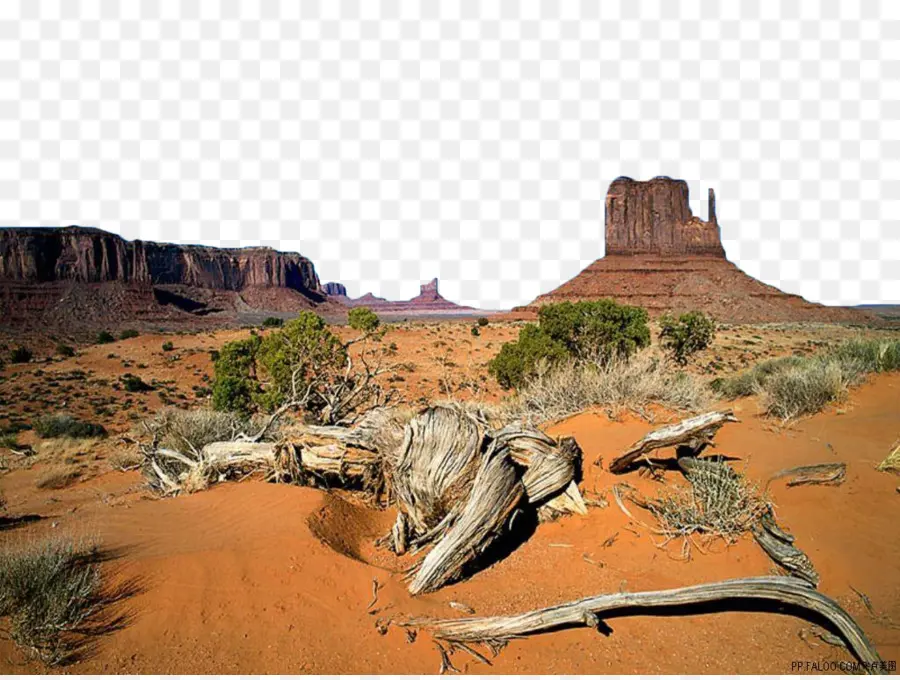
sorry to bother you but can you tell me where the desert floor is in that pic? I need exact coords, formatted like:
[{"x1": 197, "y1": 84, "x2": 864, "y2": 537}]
[{"x1": 0, "y1": 320, "x2": 898, "y2": 674}]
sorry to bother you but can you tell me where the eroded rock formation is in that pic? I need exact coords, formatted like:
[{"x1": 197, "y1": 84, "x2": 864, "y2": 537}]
[
  {"x1": 605, "y1": 176, "x2": 725, "y2": 257},
  {"x1": 323, "y1": 282, "x2": 348, "y2": 297},
  {"x1": 336, "y1": 278, "x2": 477, "y2": 316}
]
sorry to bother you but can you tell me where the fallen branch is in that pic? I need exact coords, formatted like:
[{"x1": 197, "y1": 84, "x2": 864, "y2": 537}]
[
  {"x1": 770, "y1": 462, "x2": 847, "y2": 487},
  {"x1": 399, "y1": 576, "x2": 881, "y2": 671},
  {"x1": 609, "y1": 410, "x2": 738, "y2": 474}
]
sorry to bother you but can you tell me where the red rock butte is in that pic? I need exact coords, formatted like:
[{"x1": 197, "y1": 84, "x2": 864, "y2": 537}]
[{"x1": 516, "y1": 176, "x2": 870, "y2": 324}]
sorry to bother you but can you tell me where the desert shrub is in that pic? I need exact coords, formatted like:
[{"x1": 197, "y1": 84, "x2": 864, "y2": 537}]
[
  {"x1": 510, "y1": 351, "x2": 712, "y2": 422},
  {"x1": 827, "y1": 337, "x2": 900, "y2": 373},
  {"x1": 538, "y1": 300, "x2": 651, "y2": 360},
  {"x1": 470, "y1": 325, "x2": 480, "y2": 337},
  {"x1": 33, "y1": 414, "x2": 107, "y2": 439},
  {"x1": 95, "y1": 331, "x2": 114, "y2": 345},
  {"x1": 759, "y1": 359, "x2": 860, "y2": 421},
  {"x1": 658, "y1": 311, "x2": 716, "y2": 366},
  {"x1": 348, "y1": 306, "x2": 380, "y2": 333},
  {"x1": 712, "y1": 355, "x2": 806, "y2": 399},
  {"x1": 10, "y1": 346, "x2": 32, "y2": 364},
  {"x1": 211, "y1": 335, "x2": 262, "y2": 413},
  {"x1": 0, "y1": 537, "x2": 105, "y2": 665},
  {"x1": 261, "y1": 316, "x2": 283, "y2": 328},
  {"x1": 142, "y1": 407, "x2": 274, "y2": 455},
  {"x1": 489, "y1": 324, "x2": 569, "y2": 389},
  {"x1": 644, "y1": 459, "x2": 769, "y2": 554},
  {"x1": 489, "y1": 300, "x2": 650, "y2": 390},
  {"x1": 0, "y1": 432, "x2": 19, "y2": 450},
  {"x1": 121, "y1": 374, "x2": 152, "y2": 393},
  {"x1": 35, "y1": 466, "x2": 81, "y2": 490},
  {"x1": 477, "y1": 317, "x2": 489, "y2": 327},
  {"x1": 55, "y1": 344, "x2": 75, "y2": 358},
  {"x1": 119, "y1": 330, "x2": 139, "y2": 340},
  {"x1": 161, "y1": 341, "x2": 174, "y2": 352}
]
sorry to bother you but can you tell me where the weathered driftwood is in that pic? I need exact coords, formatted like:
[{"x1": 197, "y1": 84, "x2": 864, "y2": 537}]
[
  {"x1": 400, "y1": 576, "x2": 881, "y2": 671},
  {"x1": 305, "y1": 406, "x2": 410, "y2": 455},
  {"x1": 409, "y1": 446, "x2": 525, "y2": 595},
  {"x1": 752, "y1": 510, "x2": 820, "y2": 587},
  {"x1": 770, "y1": 462, "x2": 847, "y2": 487},
  {"x1": 609, "y1": 410, "x2": 738, "y2": 474}
]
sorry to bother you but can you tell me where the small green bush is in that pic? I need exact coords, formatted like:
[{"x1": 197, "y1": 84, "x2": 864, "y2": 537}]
[
  {"x1": 119, "y1": 329, "x2": 139, "y2": 340},
  {"x1": 760, "y1": 359, "x2": 855, "y2": 421},
  {"x1": 95, "y1": 331, "x2": 114, "y2": 345},
  {"x1": 713, "y1": 356, "x2": 806, "y2": 399},
  {"x1": 55, "y1": 344, "x2": 75, "y2": 358},
  {"x1": 348, "y1": 306, "x2": 380, "y2": 333},
  {"x1": 489, "y1": 324, "x2": 569, "y2": 389},
  {"x1": 33, "y1": 414, "x2": 107, "y2": 439},
  {"x1": 658, "y1": 311, "x2": 716, "y2": 365},
  {"x1": 211, "y1": 335, "x2": 262, "y2": 413},
  {"x1": 161, "y1": 341, "x2": 174, "y2": 352},
  {"x1": 121, "y1": 374, "x2": 152, "y2": 393},
  {"x1": 10, "y1": 346, "x2": 32, "y2": 363},
  {"x1": 488, "y1": 300, "x2": 651, "y2": 389},
  {"x1": 471, "y1": 325, "x2": 480, "y2": 337},
  {"x1": 261, "y1": 316, "x2": 284, "y2": 328}
]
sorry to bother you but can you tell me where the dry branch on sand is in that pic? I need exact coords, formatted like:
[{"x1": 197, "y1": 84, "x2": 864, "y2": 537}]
[
  {"x1": 141, "y1": 404, "x2": 587, "y2": 595},
  {"x1": 397, "y1": 576, "x2": 882, "y2": 673},
  {"x1": 770, "y1": 462, "x2": 847, "y2": 487},
  {"x1": 608, "y1": 410, "x2": 738, "y2": 474},
  {"x1": 877, "y1": 440, "x2": 900, "y2": 474}
]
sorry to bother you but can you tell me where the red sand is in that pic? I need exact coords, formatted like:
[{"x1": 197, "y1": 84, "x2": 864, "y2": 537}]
[{"x1": 0, "y1": 376, "x2": 898, "y2": 673}]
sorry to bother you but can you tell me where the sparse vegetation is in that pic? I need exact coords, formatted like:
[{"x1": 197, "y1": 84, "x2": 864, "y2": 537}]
[
  {"x1": 212, "y1": 311, "x2": 393, "y2": 424},
  {"x1": 0, "y1": 537, "x2": 107, "y2": 665},
  {"x1": 878, "y1": 440, "x2": 900, "y2": 474},
  {"x1": 714, "y1": 338, "x2": 900, "y2": 420},
  {"x1": 95, "y1": 331, "x2": 115, "y2": 345},
  {"x1": 477, "y1": 317, "x2": 489, "y2": 327},
  {"x1": 35, "y1": 465, "x2": 82, "y2": 490},
  {"x1": 470, "y1": 325, "x2": 480, "y2": 337},
  {"x1": 121, "y1": 374, "x2": 152, "y2": 393},
  {"x1": 33, "y1": 414, "x2": 107, "y2": 439},
  {"x1": 509, "y1": 351, "x2": 711, "y2": 422},
  {"x1": 643, "y1": 459, "x2": 769, "y2": 555},
  {"x1": 161, "y1": 341, "x2": 174, "y2": 352},
  {"x1": 119, "y1": 330, "x2": 139, "y2": 340},
  {"x1": 261, "y1": 316, "x2": 283, "y2": 328},
  {"x1": 658, "y1": 311, "x2": 716, "y2": 366},
  {"x1": 10, "y1": 346, "x2": 32, "y2": 363},
  {"x1": 55, "y1": 344, "x2": 75, "y2": 358},
  {"x1": 142, "y1": 408, "x2": 274, "y2": 455},
  {"x1": 489, "y1": 300, "x2": 651, "y2": 389}
]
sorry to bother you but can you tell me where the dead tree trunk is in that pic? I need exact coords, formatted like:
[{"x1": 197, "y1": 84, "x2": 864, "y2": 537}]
[
  {"x1": 400, "y1": 576, "x2": 881, "y2": 670},
  {"x1": 609, "y1": 410, "x2": 738, "y2": 474}
]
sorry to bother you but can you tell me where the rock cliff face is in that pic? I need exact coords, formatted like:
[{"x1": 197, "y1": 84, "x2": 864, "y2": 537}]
[
  {"x1": 0, "y1": 226, "x2": 331, "y2": 332},
  {"x1": 605, "y1": 176, "x2": 725, "y2": 257},
  {"x1": 516, "y1": 176, "x2": 871, "y2": 324},
  {"x1": 0, "y1": 226, "x2": 324, "y2": 298}
]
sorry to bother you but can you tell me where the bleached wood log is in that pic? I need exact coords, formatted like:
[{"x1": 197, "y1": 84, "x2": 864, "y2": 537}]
[
  {"x1": 609, "y1": 410, "x2": 738, "y2": 474},
  {"x1": 400, "y1": 576, "x2": 881, "y2": 671}
]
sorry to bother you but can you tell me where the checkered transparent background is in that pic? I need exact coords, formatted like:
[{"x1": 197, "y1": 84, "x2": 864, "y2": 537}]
[{"x1": 1, "y1": 0, "x2": 897, "y2": 312}]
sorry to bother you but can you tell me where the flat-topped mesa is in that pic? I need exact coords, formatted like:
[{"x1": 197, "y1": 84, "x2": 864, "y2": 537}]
[
  {"x1": 605, "y1": 176, "x2": 725, "y2": 258},
  {"x1": 0, "y1": 226, "x2": 324, "y2": 299},
  {"x1": 323, "y1": 282, "x2": 348, "y2": 297}
]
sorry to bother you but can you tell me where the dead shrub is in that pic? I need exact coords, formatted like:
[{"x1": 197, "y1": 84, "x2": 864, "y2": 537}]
[
  {"x1": 643, "y1": 459, "x2": 769, "y2": 557},
  {"x1": 511, "y1": 351, "x2": 712, "y2": 423},
  {"x1": 141, "y1": 408, "x2": 277, "y2": 456}
]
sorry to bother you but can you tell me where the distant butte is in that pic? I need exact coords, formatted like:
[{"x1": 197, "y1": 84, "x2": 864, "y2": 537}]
[
  {"x1": 325, "y1": 277, "x2": 478, "y2": 316},
  {"x1": 515, "y1": 176, "x2": 871, "y2": 324}
]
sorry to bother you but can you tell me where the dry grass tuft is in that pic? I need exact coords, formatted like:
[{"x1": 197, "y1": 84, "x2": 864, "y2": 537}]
[
  {"x1": 643, "y1": 459, "x2": 769, "y2": 557},
  {"x1": 141, "y1": 408, "x2": 277, "y2": 455},
  {"x1": 509, "y1": 351, "x2": 712, "y2": 423},
  {"x1": 878, "y1": 440, "x2": 900, "y2": 475},
  {"x1": 0, "y1": 537, "x2": 109, "y2": 665},
  {"x1": 35, "y1": 465, "x2": 82, "y2": 490}
]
